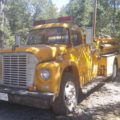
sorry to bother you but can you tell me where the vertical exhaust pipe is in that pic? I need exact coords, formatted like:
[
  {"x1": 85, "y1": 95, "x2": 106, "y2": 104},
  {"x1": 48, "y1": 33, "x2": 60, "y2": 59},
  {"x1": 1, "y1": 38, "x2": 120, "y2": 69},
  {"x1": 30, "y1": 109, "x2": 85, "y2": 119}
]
[{"x1": 93, "y1": 0, "x2": 97, "y2": 41}]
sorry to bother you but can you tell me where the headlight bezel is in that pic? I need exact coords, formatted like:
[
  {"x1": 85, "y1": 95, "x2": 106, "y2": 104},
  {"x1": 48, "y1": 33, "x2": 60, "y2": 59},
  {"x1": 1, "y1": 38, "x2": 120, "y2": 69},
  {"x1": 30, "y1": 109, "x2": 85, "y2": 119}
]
[{"x1": 40, "y1": 69, "x2": 51, "y2": 80}]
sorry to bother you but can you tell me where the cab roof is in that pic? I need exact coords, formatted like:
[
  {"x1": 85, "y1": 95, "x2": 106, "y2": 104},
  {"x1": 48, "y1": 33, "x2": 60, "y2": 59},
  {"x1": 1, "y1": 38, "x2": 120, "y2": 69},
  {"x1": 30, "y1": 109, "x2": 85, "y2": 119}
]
[
  {"x1": 32, "y1": 23, "x2": 82, "y2": 32},
  {"x1": 33, "y1": 23, "x2": 70, "y2": 30}
]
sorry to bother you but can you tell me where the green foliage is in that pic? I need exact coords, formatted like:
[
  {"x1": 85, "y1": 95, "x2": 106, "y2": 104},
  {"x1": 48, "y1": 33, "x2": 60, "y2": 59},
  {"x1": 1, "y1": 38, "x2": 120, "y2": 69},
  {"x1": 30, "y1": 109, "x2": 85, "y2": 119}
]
[
  {"x1": 1, "y1": 0, "x2": 120, "y2": 48},
  {"x1": 59, "y1": 6, "x2": 68, "y2": 17},
  {"x1": 61, "y1": 0, "x2": 120, "y2": 38},
  {"x1": 40, "y1": 1, "x2": 58, "y2": 19},
  {"x1": 116, "y1": 10, "x2": 120, "y2": 41},
  {"x1": 5, "y1": 0, "x2": 31, "y2": 34},
  {"x1": 66, "y1": 0, "x2": 93, "y2": 26},
  {"x1": 1, "y1": 0, "x2": 58, "y2": 47},
  {"x1": 27, "y1": 0, "x2": 57, "y2": 20}
]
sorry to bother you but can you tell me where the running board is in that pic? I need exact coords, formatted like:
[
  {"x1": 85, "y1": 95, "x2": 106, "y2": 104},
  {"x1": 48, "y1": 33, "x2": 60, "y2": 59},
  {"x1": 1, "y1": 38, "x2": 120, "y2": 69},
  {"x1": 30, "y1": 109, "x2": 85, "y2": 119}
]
[{"x1": 81, "y1": 76, "x2": 106, "y2": 94}]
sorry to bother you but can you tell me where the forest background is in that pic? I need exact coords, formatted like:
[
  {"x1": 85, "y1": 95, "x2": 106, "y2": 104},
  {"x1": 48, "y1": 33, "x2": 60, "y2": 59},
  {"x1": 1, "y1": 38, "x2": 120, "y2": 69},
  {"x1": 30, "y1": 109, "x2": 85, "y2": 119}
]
[{"x1": 0, "y1": 0, "x2": 120, "y2": 47}]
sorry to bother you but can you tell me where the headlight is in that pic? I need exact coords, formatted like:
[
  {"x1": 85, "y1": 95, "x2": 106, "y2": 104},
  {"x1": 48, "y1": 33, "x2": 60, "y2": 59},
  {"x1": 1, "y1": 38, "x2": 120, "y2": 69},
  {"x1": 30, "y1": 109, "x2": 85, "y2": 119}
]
[{"x1": 41, "y1": 69, "x2": 50, "y2": 80}]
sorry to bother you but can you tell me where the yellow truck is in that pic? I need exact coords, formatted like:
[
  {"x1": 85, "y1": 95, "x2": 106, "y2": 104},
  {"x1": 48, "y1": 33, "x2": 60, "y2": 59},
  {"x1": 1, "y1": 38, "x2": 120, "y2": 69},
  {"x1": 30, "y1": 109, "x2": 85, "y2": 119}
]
[{"x1": 0, "y1": 16, "x2": 119, "y2": 115}]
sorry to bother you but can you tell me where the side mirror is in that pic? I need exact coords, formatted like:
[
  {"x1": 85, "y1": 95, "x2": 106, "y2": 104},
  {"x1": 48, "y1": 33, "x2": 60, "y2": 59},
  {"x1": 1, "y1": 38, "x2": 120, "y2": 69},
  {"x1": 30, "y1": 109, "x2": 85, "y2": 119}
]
[
  {"x1": 90, "y1": 43, "x2": 96, "y2": 53},
  {"x1": 12, "y1": 35, "x2": 21, "y2": 50},
  {"x1": 100, "y1": 44, "x2": 105, "y2": 49},
  {"x1": 15, "y1": 35, "x2": 21, "y2": 46}
]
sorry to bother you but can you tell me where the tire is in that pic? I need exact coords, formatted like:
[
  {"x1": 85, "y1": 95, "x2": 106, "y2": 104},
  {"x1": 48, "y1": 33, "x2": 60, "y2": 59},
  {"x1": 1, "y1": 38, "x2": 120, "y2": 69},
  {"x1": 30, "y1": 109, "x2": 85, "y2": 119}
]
[
  {"x1": 52, "y1": 73, "x2": 79, "y2": 115},
  {"x1": 111, "y1": 61, "x2": 118, "y2": 81},
  {"x1": 8, "y1": 94, "x2": 14, "y2": 103}
]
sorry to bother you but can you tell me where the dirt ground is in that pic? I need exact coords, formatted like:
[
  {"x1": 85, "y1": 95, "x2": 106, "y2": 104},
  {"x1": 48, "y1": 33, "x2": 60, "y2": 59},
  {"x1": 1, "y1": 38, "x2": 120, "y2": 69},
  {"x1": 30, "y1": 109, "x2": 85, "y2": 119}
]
[{"x1": 0, "y1": 77, "x2": 120, "y2": 120}]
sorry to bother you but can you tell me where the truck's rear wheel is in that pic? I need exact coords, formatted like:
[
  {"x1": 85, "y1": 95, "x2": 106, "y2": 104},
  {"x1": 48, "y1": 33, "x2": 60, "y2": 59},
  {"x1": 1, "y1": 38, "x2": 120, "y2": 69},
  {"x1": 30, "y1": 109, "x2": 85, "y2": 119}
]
[
  {"x1": 52, "y1": 73, "x2": 79, "y2": 115},
  {"x1": 111, "y1": 61, "x2": 118, "y2": 80}
]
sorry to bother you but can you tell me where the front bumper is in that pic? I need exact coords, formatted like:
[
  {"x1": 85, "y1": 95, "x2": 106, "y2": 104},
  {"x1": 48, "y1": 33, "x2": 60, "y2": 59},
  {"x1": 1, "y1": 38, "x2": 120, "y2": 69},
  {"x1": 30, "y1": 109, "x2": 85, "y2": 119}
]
[{"x1": 0, "y1": 86, "x2": 55, "y2": 109}]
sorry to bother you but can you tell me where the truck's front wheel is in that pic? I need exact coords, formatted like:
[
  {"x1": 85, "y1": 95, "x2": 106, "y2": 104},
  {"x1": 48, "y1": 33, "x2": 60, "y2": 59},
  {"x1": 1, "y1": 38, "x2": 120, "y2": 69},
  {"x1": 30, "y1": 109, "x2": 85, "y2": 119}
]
[{"x1": 52, "y1": 73, "x2": 79, "y2": 115}]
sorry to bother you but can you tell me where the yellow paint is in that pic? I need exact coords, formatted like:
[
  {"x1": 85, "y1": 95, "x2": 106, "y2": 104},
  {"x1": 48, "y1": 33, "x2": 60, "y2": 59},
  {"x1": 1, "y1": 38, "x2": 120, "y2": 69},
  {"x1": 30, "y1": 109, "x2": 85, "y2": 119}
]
[
  {"x1": 0, "y1": 23, "x2": 117, "y2": 96},
  {"x1": 33, "y1": 23, "x2": 69, "y2": 30}
]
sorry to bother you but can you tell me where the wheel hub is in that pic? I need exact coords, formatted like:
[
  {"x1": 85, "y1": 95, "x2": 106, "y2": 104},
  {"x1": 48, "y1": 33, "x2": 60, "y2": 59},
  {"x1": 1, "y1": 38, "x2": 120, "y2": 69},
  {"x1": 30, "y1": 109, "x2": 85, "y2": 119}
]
[{"x1": 64, "y1": 81, "x2": 77, "y2": 112}]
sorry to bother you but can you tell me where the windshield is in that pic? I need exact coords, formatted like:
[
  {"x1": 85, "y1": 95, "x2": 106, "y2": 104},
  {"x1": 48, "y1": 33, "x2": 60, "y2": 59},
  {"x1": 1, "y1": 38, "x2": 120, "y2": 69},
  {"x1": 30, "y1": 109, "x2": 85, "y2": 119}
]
[{"x1": 26, "y1": 28, "x2": 68, "y2": 45}]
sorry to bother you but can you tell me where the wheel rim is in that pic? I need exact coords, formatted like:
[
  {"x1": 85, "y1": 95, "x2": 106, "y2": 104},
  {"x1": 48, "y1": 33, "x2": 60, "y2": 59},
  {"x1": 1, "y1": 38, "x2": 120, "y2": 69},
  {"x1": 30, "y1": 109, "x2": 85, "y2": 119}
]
[
  {"x1": 63, "y1": 81, "x2": 77, "y2": 112},
  {"x1": 113, "y1": 64, "x2": 117, "y2": 78}
]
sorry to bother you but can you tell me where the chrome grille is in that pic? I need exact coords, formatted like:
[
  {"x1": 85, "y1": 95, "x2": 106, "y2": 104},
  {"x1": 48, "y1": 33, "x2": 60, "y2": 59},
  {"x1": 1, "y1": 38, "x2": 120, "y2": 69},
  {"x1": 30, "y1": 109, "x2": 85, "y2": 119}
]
[{"x1": 3, "y1": 54, "x2": 27, "y2": 88}]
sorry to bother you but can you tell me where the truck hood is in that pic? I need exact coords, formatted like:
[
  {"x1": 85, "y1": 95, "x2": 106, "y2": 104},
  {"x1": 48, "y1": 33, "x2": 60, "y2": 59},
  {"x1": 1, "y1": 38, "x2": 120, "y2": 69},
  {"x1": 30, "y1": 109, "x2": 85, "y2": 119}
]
[{"x1": 0, "y1": 44, "x2": 67, "y2": 62}]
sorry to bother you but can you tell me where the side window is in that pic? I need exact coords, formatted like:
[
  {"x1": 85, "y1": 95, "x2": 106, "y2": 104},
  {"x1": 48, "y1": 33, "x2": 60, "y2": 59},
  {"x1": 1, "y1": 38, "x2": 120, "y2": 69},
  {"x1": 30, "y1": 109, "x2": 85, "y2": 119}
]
[{"x1": 71, "y1": 32, "x2": 82, "y2": 46}]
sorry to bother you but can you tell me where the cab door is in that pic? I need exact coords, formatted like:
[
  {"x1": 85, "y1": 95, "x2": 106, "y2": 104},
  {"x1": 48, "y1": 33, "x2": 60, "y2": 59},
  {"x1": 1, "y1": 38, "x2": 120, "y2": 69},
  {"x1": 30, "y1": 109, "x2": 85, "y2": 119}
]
[{"x1": 69, "y1": 30, "x2": 93, "y2": 86}]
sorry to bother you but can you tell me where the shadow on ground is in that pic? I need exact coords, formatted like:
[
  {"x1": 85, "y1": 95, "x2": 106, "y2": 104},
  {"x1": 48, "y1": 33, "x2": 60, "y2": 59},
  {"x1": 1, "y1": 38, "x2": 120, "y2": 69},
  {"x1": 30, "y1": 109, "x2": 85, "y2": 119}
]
[
  {"x1": 56, "y1": 102, "x2": 120, "y2": 120},
  {"x1": 0, "y1": 78, "x2": 119, "y2": 120},
  {"x1": 56, "y1": 78, "x2": 120, "y2": 120}
]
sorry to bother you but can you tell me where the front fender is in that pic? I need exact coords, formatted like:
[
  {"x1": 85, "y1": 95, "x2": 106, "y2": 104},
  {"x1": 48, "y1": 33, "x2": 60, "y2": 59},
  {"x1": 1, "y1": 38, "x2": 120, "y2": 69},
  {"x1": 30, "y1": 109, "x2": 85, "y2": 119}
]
[
  {"x1": 34, "y1": 62, "x2": 61, "y2": 94},
  {"x1": 56, "y1": 60, "x2": 80, "y2": 95},
  {"x1": 34, "y1": 60, "x2": 79, "y2": 95}
]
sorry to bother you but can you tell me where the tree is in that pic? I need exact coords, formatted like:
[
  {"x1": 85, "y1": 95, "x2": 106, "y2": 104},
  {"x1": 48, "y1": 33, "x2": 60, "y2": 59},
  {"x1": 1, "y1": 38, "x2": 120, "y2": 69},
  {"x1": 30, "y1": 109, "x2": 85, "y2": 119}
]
[
  {"x1": 30, "y1": 0, "x2": 57, "y2": 20},
  {"x1": 96, "y1": 0, "x2": 112, "y2": 36},
  {"x1": 66, "y1": 0, "x2": 93, "y2": 26},
  {"x1": 2, "y1": 0, "x2": 58, "y2": 47},
  {"x1": 0, "y1": 0, "x2": 5, "y2": 48},
  {"x1": 5, "y1": 0, "x2": 31, "y2": 34},
  {"x1": 96, "y1": 0, "x2": 120, "y2": 37},
  {"x1": 1, "y1": 0, "x2": 119, "y2": 48},
  {"x1": 59, "y1": 6, "x2": 68, "y2": 17},
  {"x1": 65, "y1": 0, "x2": 120, "y2": 37}
]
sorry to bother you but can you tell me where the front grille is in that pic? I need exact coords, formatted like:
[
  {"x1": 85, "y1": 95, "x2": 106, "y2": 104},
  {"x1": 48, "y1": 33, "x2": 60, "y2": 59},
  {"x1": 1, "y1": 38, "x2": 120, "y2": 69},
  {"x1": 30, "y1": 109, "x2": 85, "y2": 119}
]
[{"x1": 3, "y1": 54, "x2": 27, "y2": 88}]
